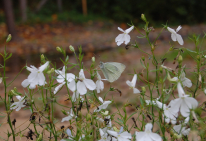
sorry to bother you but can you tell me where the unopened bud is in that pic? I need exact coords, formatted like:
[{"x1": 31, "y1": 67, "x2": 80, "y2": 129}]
[
  {"x1": 173, "y1": 133, "x2": 182, "y2": 139},
  {"x1": 113, "y1": 127, "x2": 119, "y2": 132},
  {"x1": 92, "y1": 56, "x2": 95, "y2": 63},
  {"x1": 141, "y1": 87, "x2": 146, "y2": 93},
  {"x1": 167, "y1": 73, "x2": 178, "y2": 83},
  {"x1": 178, "y1": 55, "x2": 183, "y2": 63},
  {"x1": 86, "y1": 113, "x2": 91, "y2": 121},
  {"x1": 6, "y1": 34, "x2": 12, "y2": 43},
  {"x1": 14, "y1": 87, "x2": 17, "y2": 92},
  {"x1": 41, "y1": 54, "x2": 45, "y2": 62},
  {"x1": 61, "y1": 109, "x2": 67, "y2": 115},
  {"x1": 159, "y1": 66, "x2": 163, "y2": 73},
  {"x1": 169, "y1": 47, "x2": 173, "y2": 51},
  {"x1": 37, "y1": 134, "x2": 42, "y2": 141},
  {"x1": 47, "y1": 68, "x2": 54, "y2": 74},
  {"x1": 141, "y1": 14, "x2": 147, "y2": 22},
  {"x1": 88, "y1": 99, "x2": 93, "y2": 104},
  {"x1": 151, "y1": 44, "x2": 155, "y2": 51},
  {"x1": 141, "y1": 56, "x2": 145, "y2": 61},
  {"x1": 56, "y1": 46, "x2": 62, "y2": 53},
  {"x1": 196, "y1": 55, "x2": 200, "y2": 61},
  {"x1": 69, "y1": 45, "x2": 75, "y2": 52},
  {"x1": 101, "y1": 111, "x2": 109, "y2": 116}
]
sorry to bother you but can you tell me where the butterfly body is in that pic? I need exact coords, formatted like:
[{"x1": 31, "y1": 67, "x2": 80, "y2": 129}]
[{"x1": 99, "y1": 62, "x2": 126, "y2": 82}]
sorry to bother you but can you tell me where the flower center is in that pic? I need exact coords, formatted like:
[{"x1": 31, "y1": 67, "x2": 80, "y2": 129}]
[{"x1": 166, "y1": 108, "x2": 169, "y2": 110}]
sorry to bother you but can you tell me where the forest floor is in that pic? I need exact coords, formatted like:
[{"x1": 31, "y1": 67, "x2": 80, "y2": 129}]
[{"x1": 0, "y1": 22, "x2": 206, "y2": 140}]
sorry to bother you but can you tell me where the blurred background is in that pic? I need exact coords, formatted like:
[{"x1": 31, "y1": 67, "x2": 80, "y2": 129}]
[
  {"x1": 0, "y1": 0, "x2": 206, "y2": 139},
  {"x1": 0, "y1": 0, "x2": 206, "y2": 73}
]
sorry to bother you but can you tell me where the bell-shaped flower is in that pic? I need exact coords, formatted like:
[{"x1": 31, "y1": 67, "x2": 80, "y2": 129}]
[
  {"x1": 94, "y1": 97, "x2": 112, "y2": 112},
  {"x1": 68, "y1": 69, "x2": 96, "y2": 95},
  {"x1": 99, "y1": 128, "x2": 112, "y2": 141},
  {"x1": 167, "y1": 25, "x2": 184, "y2": 45},
  {"x1": 96, "y1": 72, "x2": 104, "y2": 93},
  {"x1": 172, "y1": 83, "x2": 198, "y2": 117},
  {"x1": 135, "y1": 123, "x2": 162, "y2": 141},
  {"x1": 10, "y1": 96, "x2": 26, "y2": 111},
  {"x1": 126, "y1": 74, "x2": 140, "y2": 94},
  {"x1": 115, "y1": 26, "x2": 134, "y2": 46},
  {"x1": 155, "y1": 100, "x2": 178, "y2": 124},
  {"x1": 107, "y1": 127, "x2": 132, "y2": 141},
  {"x1": 21, "y1": 61, "x2": 49, "y2": 89},
  {"x1": 61, "y1": 109, "x2": 75, "y2": 122}
]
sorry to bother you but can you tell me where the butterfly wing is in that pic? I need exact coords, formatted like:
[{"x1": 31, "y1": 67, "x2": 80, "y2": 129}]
[{"x1": 101, "y1": 62, "x2": 126, "y2": 82}]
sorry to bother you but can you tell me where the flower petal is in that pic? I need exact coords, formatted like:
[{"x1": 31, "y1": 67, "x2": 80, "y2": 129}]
[
  {"x1": 167, "y1": 27, "x2": 176, "y2": 34},
  {"x1": 176, "y1": 25, "x2": 182, "y2": 32},
  {"x1": 185, "y1": 97, "x2": 198, "y2": 109},
  {"x1": 67, "y1": 80, "x2": 76, "y2": 92},
  {"x1": 176, "y1": 34, "x2": 184, "y2": 45},
  {"x1": 131, "y1": 74, "x2": 137, "y2": 87},
  {"x1": 54, "y1": 82, "x2": 65, "y2": 94},
  {"x1": 77, "y1": 81, "x2": 87, "y2": 95},
  {"x1": 125, "y1": 26, "x2": 134, "y2": 34},
  {"x1": 171, "y1": 33, "x2": 177, "y2": 41},
  {"x1": 180, "y1": 101, "x2": 190, "y2": 117},
  {"x1": 133, "y1": 88, "x2": 140, "y2": 94},
  {"x1": 21, "y1": 79, "x2": 29, "y2": 88},
  {"x1": 39, "y1": 61, "x2": 49, "y2": 72},
  {"x1": 107, "y1": 130, "x2": 118, "y2": 137},
  {"x1": 118, "y1": 27, "x2": 125, "y2": 32},
  {"x1": 38, "y1": 73, "x2": 46, "y2": 86},
  {"x1": 83, "y1": 79, "x2": 96, "y2": 90},
  {"x1": 124, "y1": 34, "x2": 131, "y2": 45}
]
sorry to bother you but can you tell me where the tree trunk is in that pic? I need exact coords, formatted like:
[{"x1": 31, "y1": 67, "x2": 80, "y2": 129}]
[
  {"x1": 36, "y1": 0, "x2": 48, "y2": 13},
  {"x1": 82, "y1": 0, "x2": 87, "y2": 16},
  {"x1": 20, "y1": 0, "x2": 27, "y2": 22},
  {"x1": 3, "y1": 0, "x2": 17, "y2": 40},
  {"x1": 57, "y1": 0, "x2": 62, "y2": 12}
]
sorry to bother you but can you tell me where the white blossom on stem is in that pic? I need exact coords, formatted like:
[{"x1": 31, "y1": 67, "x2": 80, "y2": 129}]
[
  {"x1": 167, "y1": 25, "x2": 184, "y2": 45},
  {"x1": 21, "y1": 61, "x2": 49, "y2": 89},
  {"x1": 94, "y1": 97, "x2": 112, "y2": 112},
  {"x1": 96, "y1": 72, "x2": 104, "y2": 93},
  {"x1": 107, "y1": 127, "x2": 132, "y2": 141},
  {"x1": 115, "y1": 26, "x2": 134, "y2": 46},
  {"x1": 99, "y1": 128, "x2": 111, "y2": 141},
  {"x1": 172, "y1": 82, "x2": 198, "y2": 117},
  {"x1": 155, "y1": 100, "x2": 178, "y2": 124},
  {"x1": 126, "y1": 74, "x2": 140, "y2": 94},
  {"x1": 61, "y1": 109, "x2": 75, "y2": 122},
  {"x1": 173, "y1": 117, "x2": 190, "y2": 136},
  {"x1": 10, "y1": 96, "x2": 26, "y2": 111},
  {"x1": 68, "y1": 69, "x2": 96, "y2": 95},
  {"x1": 135, "y1": 123, "x2": 162, "y2": 141}
]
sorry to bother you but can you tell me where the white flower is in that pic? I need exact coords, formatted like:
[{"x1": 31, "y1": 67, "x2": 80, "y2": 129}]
[
  {"x1": 10, "y1": 96, "x2": 26, "y2": 111},
  {"x1": 172, "y1": 82, "x2": 198, "y2": 117},
  {"x1": 94, "y1": 97, "x2": 112, "y2": 112},
  {"x1": 172, "y1": 71, "x2": 192, "y2": 88},
  {"x1": 96, "y1": 72, "x2": 104, "y2": 93},
  {"x1": 54, "y1": 66, "x2": 75, "y2": 94},
  {"x1": 61, "y1": 109, "x2": 75, "y2": 122},
  {"x1": 99, "y1": 128, "x2": 111, "y2": 141},
  {"x1": 167, "y1": 25, "x2": 184, "y2": 45},
  {"x1": 115, "y1": 26, "x2": 134, "y2": 46},
  {"x1": 21, "y1": 61, "x2": 49, "y2": 89},
  {"x1": 68, "y1": 69, "x2": 96, "y2": 95},
  {"x1": 155, "y1": 100, "x2": 178, "y2": 124},
  {"x1": 173, "y1": 118, "x2": 190, "y2": 136},
  {"x1": 126, "y1": 74, "x2": 140, "y2": 94},
  {"x1": 107, "y1": 127, "x2": 132, "y2": 141},
  {"x1": 135, "y1": 123, "x2": 162, "y2": 141}
]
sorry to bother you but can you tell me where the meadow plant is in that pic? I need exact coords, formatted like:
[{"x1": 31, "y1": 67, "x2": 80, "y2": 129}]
[{"x1": 1, "y1": 14, "x2": 206, "y2": 141}]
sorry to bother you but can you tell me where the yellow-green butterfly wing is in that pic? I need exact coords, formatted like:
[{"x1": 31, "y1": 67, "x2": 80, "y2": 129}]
[{"x1": 99, "y1": 62, "x2": 126, "y2": 82}]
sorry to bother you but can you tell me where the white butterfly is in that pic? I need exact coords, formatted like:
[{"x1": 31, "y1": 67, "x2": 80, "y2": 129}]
[{"x1": 99, "y1": 62, "x2": 126, "y2": 82}]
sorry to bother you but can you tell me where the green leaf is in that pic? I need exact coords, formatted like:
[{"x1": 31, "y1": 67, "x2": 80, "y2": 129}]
[
  {"x1": 150, "y1": 69, "x2": 159, "y2": 72},
  {"x1": 140, "y1": 60, "x2": 146, "y2": 69},
  {"x1": 5, "y1": 53, "x2": 12, "y2": 60},
  {"x1": 186, "y1": 48, "x2": 197, "y2": 53},
  {"x1": 126, "y1": 112, "x2": 137, "y2": 122},
  {"x1": 140, "y1": 97, "x2": 144, "y2": 105}
]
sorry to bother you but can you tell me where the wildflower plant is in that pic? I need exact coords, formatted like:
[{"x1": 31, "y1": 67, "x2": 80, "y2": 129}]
[{"x1": 1, "y1": 14, "x2": 206, "y2": 141}]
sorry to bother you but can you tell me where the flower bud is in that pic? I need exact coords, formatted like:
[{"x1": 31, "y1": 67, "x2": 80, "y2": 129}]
[
  {"x1": 113, "y1": 127, "x2": 119, "y2": 132},
  {"x1": 159, "y1": 66, "x2": 163, "y2": 73},
  {"x1": 56, "y1": 46, "x2": 62, "y2": 53},
  {"x1": 151, "y1": 44, "x2": 155, "y2": 51},
  {"x1": 141, "y1": 87, "x2": 146, "y2": 93},
  {"x1": 141, "y1": 56, "x2": 145, "y2": 61},
  {"x1": 88, "y1": 99, "x2": 94, "y2": 104},
  {"x1": 41, "y1": 54, "x2": 45, "y2": 62},
  {"x1": 169, "y1": 47, "x2": 173, "y2": 51},
  {"x1": 196, "y1": 55, "x2": 200, "y2": 61},
  {"x1": 141, "y1": 14, "x2": 147, "y2": 22},
  {"x1": 14, "y1": 87, "x2": 17, "y2": 92},
  {"x1": 69, "y1": 45, "x2": 75, "y2": 52},
  {"x1": 178, "y1": 55, "x2": 183, "y2": 63},
  {"x1": 6, "y1": 34, "x2": 12, "y2": 43},
  {"x1": 101, "y1": 111, "x2": 109, "y2": 116},
  {"x1": 86, "y1": 113, "x2": 91, "y2": 121},
  {"x1": 37, "y1": 134, "x2": 42, "y2": 141},
  {"x1": 92, "y1": 56, "x2": 95, "y2": 63},
  {"x1": 61, "y1": 109, "x2": 67, "y2": 115}
]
